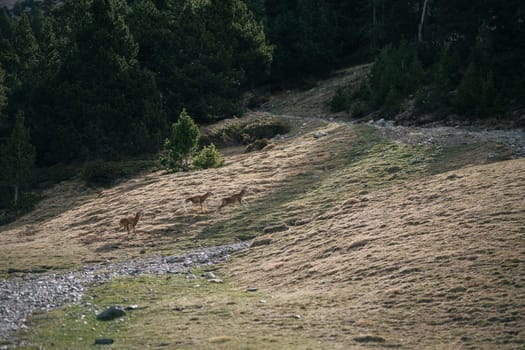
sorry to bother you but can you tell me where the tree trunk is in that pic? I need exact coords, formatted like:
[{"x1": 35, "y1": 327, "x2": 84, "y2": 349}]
[
  {"x1": 372, "y1": 1, "x2": 377, "y2": 26},
  {"x1": 13, "y1": 184, "x2": 18, "y2": 204},
  {"x1": 13, "y1": 184, "x2": 19, "y2": 218},
  {"x1": 371, "y1": 0, "x2": 377, "y2": 50},
  {"x1": 14, "y1": 139, "x2": 21, "y2": 218},
  {"x1": 418, "y1": 0, "x2": 430, "y2": 42}
]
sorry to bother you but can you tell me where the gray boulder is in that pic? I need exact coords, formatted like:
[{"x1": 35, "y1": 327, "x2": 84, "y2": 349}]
[{"x1": 96, "y1": 306, "x2": 125, "y2": 321}]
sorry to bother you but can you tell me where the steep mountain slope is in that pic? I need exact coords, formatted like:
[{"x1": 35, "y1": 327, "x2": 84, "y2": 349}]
[{"x1": 1, "y1": 65, "x2": 524, "y2": 349}]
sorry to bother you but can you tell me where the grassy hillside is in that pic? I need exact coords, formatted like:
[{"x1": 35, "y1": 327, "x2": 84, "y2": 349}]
[{"x1": 1, "y1": 67, "x2": 524, "y2": 349}]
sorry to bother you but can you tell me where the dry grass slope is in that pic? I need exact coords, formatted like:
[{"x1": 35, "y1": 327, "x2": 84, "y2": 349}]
[
  {"x1": 226, "y1": 158, "x2": 525, "y2": 348},
  {"x1": 1, "y1": 64, "x2": 524, "y2": 349},
  {"x1": 0, "y1": 114, "x2": 348, "y2": 273}
]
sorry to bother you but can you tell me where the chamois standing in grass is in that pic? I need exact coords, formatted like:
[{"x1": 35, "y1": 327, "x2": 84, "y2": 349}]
[
  {"x1": 218, "y1": 189, "x2": 248, "y2": 212},
  {"x1": 182, "y1": 192, "x2": 213, "y2": 212},
  {"x1": 119, "y1": 211, "x2": 142, "y2": 237}
]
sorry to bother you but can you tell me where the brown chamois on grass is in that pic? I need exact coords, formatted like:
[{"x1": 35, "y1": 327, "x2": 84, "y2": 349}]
[
  {"x1": 183, "y1": 192, "x2": 213, "y2": 212},
  {"x1": 119, "y1": 211, "x2": 143, "y2": 237},
  {"x1": 218, "y1": 189, "x2": 249, "y2": 212}
]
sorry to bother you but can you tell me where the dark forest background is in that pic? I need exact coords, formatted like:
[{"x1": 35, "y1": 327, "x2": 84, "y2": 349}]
[{"x1": 0, "y1": 0, "x2": 524, "y2": 217}]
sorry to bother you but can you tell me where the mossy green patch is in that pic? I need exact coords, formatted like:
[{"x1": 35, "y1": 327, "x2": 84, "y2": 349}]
[
  {"x1": 14, "y1": 274, "x2": 321, "y2": 350},
  {"x1": 198, "y1": 125, "x2": 436, "y2": 241},
  {"x1": 197, "y1": 125, "x2": 516, "y2": 243},
  {"x1": 428, "y1": 142, "x2": 514, "y2": 174}
]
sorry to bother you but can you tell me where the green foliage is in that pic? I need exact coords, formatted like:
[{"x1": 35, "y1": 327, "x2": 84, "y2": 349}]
[
  {"x1": 34, "y1": 14, "x2": 59, "y2": 75},
  {"x1": 367, "y1": 34, "x2": 518, "y2": 120},
  {"x1": 369, "y1": 42, "x2": 424, "y2": 112},
  {"x1": 240, "y1": 121, "x2": 288, "y2": 143},
  {"x1": 480, "y1": 71, "x2": 501, "y2": 116},
  {"x1": 455, "y1": 59, "x2": 484, "y2": 115},
  {"x1": 0, "y1": 111, "x2": 36, "y2": 217},
  {"x1": 13, "y1": 13, "x2": 38, "y2": 75},
  {"x1": 0, "y1": 65, "x2": 6, "y2": 116},
  {"x1": 329, "y1": 82, "x2": 373, "y2": 117},
  {"x1": 265, "y1": 0, "x2": 338, "y2": 82},
  {"x1": 160, "y1": 109, "x2": 200, "y2": 172},
  {"x1": 414, "y1": 46, "x2": 462, "y2": 113},
  {"x1": 1, "y1": 0, "x2": 274, "y2": 166},
  {"x1": 384, "y1": 84, "x2": 402, "y2": 114},
  {"x1": 0, "y1": 0, "x2": 523, "y2": 170},
  {"x1": 192, "y1": 143, "x2": 223, "y2": 169},
  {"x1": 29, "y1": 0, "x2": 166, "y2": 164},
  {"x1": 456, "y1": 64, "x2": 503, "y2": 119},
  {"x1": 350, "y1": 101, "x2": 369, "y2": 119},
  {"x1": 406, "y1": 55, "x2": 425, "y2": 92},
  {"x1": 454, "y1": 38, "x2": 503, "y2": 119},
  {"x1": 34, "y1": 164, "x2": 77, "y2": 189},
  {"x1": 330, "y1": 86, "x2": 352, "y2": 113},
  {"x1": 435, "y1": 46, "x2": 461, "y2": 94},
  {"x1": 129, "y1": 0, "x2": 272, "y2": 123},
  {"x1": 414, "y1": 87, "x2": 438, "y2": 113},
  {"x1": 8, "y1": 191, "x2": 40, "y2": 213},
  {"x1": 0, "y1": 190, "x2": 40, "y2": 224},
  {"x1": 0, "y1": 8, "x2": 16, "y2": 72}
]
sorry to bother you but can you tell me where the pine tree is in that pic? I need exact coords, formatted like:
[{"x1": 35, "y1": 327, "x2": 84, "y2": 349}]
[
  {"x1": 0, "y1": 8, "x2": 14, "y2": 39},
  {"x1": 0, "y1": 8, "x2": 16, "y2": 81},
  {"x1": 193, "y1": 143, "x2": 223, "y2": 170},
  {"x1": 479, "y1": 70, "x2": 498, "y2": 118},
  {"x1": 13, "y1": 14, "x2": 38, "y2": 75},
  {"x1": 0, "y1": 111, "x2": 36, "y2": 217},
  {"x1": 455, "y1": 58, "x2": 483, "y2": 116},
  {"x1": 35, "y1": 16, "x2": 60, "y2": 75},
  {"x1": 0, "y1": 66, "x2": 6, "y2": 117},
  {"x1": 44, "y1": 0, "x2": 165, "y2": 162},
  {"x1": 384, "y1": 84, "x2": 402, "y2": 114},
  {"x1": 130, "y1": 0, "x2": 272, "y2": 122},
  {"x1": 406, "y1": 53, "x2": 425, "y2": 92},
  {"x1": 161, "y1": 109, "x2": 200, "y2": 171},
  {"x1": 65, "y1": 0, "x2": 138, "y2": 84},
  {"x1": 435, "y1": 47, "x2": 460, "y2": 93}
]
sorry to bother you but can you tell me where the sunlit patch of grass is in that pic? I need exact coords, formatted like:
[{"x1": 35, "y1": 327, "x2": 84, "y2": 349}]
[
  {"x1": 428, "y1": 142, "x2": 514, "y2": 174},
  {"x1": 1, "y1": 248, "x2": 86, "y2": 277},
  {"x1": 198, "y1": 125, "x2": 518, "y2": 244},
  {"x1": 197, "y1": 125, "x2": 437, "y2": 241},
  {"x1": 15, "y1": 273, "x2": 322, "y2": 350}
]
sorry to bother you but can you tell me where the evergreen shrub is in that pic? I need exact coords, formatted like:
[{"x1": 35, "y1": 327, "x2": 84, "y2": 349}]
[{"x1": 192, "y1": 143, "x2": 223, "y2": 169}]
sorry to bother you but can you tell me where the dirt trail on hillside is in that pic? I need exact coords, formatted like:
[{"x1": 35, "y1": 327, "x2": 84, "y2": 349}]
[
  {"x1": 260, "y1": 63, "x2": 525, "y2": 158},
  {"x1": 259, "y1": 64, "x2": 371, "y2": 118}
]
